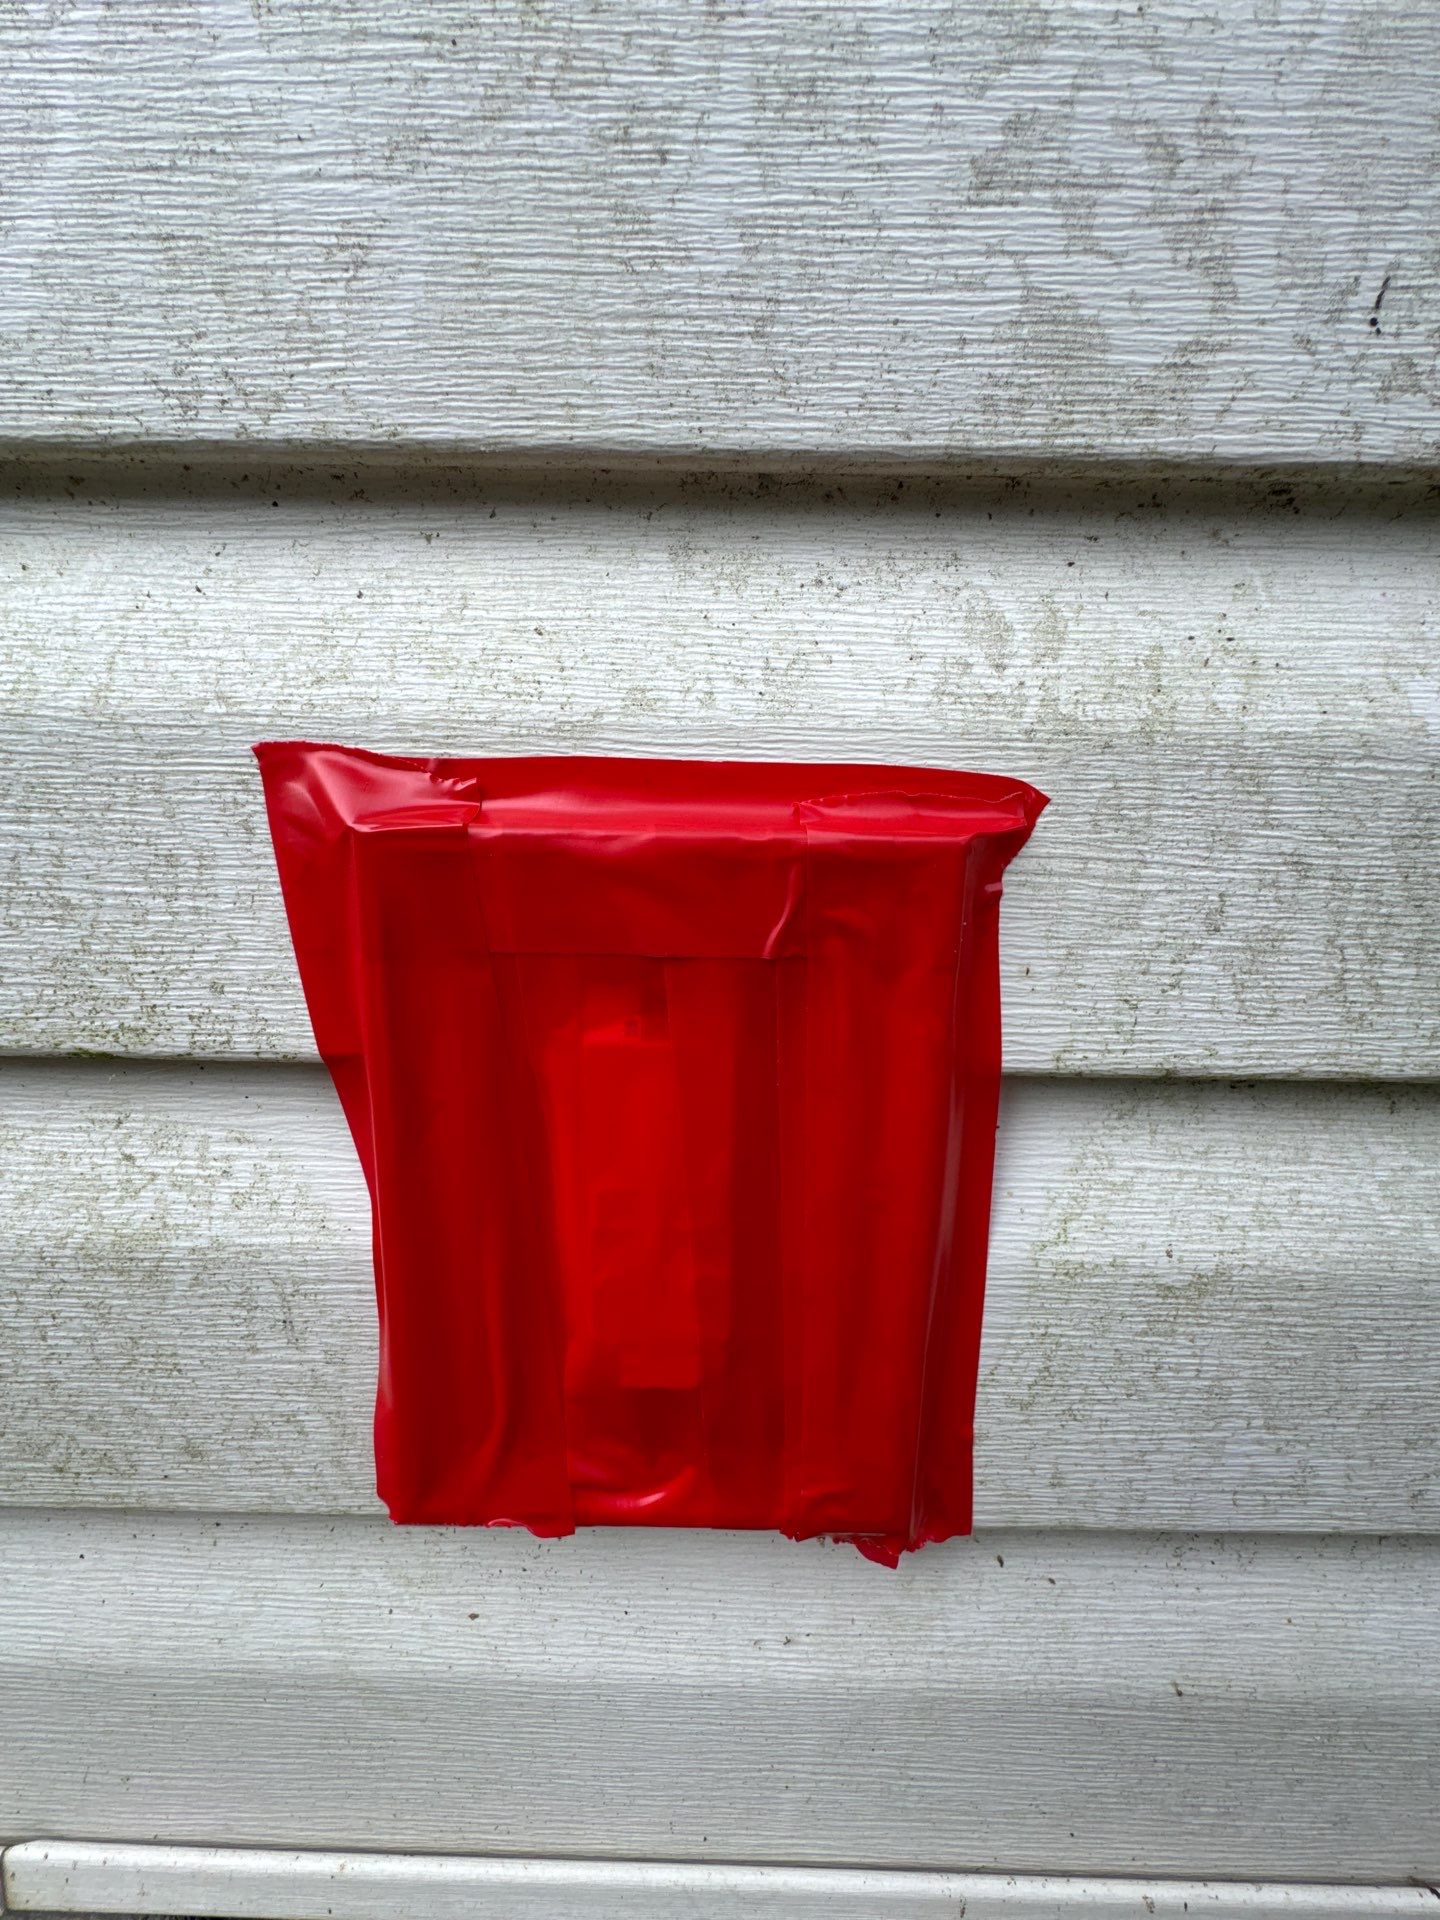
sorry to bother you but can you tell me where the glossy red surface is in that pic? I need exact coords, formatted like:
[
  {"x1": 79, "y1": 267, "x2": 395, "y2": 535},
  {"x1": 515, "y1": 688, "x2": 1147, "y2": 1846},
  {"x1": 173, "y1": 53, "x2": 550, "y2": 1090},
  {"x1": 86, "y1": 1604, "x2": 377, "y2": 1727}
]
[{"x1": 254, "y1": 743, "x2": 1045, "y2": 1562}]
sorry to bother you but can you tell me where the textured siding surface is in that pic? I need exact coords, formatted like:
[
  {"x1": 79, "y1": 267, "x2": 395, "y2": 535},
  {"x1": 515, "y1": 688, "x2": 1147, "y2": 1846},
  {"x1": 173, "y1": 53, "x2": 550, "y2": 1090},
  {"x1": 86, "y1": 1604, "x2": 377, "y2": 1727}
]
[
  {"x1": 1, "y1": 2, "x2": 1437, "y2": 1911},
  {"x1": 3, "y1": 0, "x2": 1438, "y2": 463},
  {"x1": 4, "y1": 1514, "x2": 1439, "y2": 1882},
  {"x1": 1, "y1": 468, "x2": 1436, "y2": 1074},
  {"x1": 3, "y1": 1062, "x2": 1437, "y2": 1532}
]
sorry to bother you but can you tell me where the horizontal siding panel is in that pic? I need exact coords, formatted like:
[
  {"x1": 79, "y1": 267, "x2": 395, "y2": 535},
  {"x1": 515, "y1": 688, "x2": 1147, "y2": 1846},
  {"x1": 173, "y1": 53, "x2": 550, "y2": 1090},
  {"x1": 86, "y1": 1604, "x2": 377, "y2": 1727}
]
[
  {"x1": 2, "y1": 2, "x2": 1437, "y2": 464},
  {"x1": 1, "y1": 472, "x2": 1435, "y2": 1073},
  {"x1": 3, "y1": 1062, "x2": 1435, "y2": 1531},
  {"x1": 8, "y1": 1844, "x2": 1440, "y2": 1920},
  {"x1": 2, "y1": 1514, "x2": 1436, "y2": 1880}
]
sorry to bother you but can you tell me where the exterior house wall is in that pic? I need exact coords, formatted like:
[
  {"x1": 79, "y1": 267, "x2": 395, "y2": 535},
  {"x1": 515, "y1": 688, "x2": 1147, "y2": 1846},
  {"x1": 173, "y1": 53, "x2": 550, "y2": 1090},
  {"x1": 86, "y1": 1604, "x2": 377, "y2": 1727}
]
[{"x1": 2, "y1": 4, "x2": 1436, "y2": 1913}]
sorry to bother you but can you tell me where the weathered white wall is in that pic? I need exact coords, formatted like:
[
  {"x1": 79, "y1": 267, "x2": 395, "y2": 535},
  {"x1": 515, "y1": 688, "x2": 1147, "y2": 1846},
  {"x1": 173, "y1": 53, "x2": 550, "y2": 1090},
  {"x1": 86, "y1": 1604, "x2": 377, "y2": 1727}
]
[
  {"x1": 2, "y1": 0, "x2": 1437, "y2": 463},
  {"x1": 3, "y1": 1062, "x2": 1436, "y2": 1531},
  {"x1": 4, "y1": 1514, "x2": 1438, "y2": 1882},
  {"x1": 1, "y1": 469, "x2": 1436, "y2": 1073},
  {"x1": 1, "y1": 2, "x2": 1437, "y2": 1912}
]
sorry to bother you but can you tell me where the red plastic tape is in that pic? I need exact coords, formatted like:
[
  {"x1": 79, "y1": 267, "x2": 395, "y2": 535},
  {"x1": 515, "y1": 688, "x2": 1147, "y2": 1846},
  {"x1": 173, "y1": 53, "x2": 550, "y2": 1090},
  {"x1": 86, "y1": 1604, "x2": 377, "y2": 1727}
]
[{"x1": 255, "y1": 743, "x2": 1046, "y2": 1562}]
